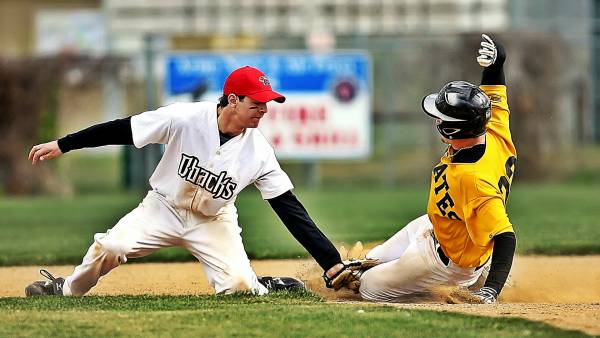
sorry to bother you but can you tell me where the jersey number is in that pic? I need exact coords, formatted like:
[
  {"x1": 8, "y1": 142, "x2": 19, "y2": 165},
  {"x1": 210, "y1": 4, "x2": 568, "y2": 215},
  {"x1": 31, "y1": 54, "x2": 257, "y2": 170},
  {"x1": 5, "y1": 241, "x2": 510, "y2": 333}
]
[{"x1": 498, "y1": 156, "x2": 517, "y2": 204}]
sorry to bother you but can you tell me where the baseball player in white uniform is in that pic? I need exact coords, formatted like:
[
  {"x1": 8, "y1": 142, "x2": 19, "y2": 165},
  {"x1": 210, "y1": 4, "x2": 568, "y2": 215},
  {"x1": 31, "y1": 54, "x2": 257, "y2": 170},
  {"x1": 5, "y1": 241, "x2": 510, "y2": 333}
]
[{"x1": 26, "y1": 66, "x2": 345, "y2": 296}]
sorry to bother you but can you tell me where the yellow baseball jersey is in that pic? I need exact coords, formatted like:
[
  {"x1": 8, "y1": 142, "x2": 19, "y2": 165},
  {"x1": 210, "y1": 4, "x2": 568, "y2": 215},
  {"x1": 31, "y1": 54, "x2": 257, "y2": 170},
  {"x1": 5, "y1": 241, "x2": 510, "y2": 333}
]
[{"x1": 426, "y1": 85, "x2": 516, "y2": 268}]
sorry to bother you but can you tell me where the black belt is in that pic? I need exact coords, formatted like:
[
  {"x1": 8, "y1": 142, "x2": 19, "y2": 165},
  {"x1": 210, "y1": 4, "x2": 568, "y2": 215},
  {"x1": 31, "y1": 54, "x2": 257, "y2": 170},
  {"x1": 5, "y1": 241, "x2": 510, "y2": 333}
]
[
  {"x1": 432, "y1": 232, "x2": 488, "y2": 270},
  {"x1": 432, "y1": 233, "x2": 450, "y2": 266},
  {"x1": 437, "y1": 246, "x2": 450, "y2": 266}
]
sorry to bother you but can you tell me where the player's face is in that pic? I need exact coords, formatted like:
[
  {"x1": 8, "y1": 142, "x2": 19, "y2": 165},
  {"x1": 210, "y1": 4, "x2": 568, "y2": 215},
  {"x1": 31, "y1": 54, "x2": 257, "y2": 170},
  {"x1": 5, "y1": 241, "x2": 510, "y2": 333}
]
[{"x1": 235, "y1": 97, "x2": 268, "y2": 128}]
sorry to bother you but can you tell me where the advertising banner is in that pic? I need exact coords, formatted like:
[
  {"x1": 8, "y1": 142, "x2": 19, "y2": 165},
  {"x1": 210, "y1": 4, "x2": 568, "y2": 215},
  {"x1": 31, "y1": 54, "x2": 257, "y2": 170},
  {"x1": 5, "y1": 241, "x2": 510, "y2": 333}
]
[{"x1": 165, "y1": 52, "x2": 371, "y2": 159}]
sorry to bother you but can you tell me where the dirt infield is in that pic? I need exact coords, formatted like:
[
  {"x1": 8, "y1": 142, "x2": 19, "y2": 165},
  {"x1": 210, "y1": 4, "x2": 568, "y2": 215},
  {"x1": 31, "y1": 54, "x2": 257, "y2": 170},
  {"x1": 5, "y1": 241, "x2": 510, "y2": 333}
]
[{"x1": 1, "y1": 255, "x2": 599, "y2": 335}]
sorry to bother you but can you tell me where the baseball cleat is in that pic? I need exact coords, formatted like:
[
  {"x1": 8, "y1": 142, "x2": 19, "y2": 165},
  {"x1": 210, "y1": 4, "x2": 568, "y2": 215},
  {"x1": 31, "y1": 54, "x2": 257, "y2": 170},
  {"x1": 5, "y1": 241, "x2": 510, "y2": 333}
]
[
  {"x1": 257, "y1": 276, "x2": 305, "y2": 292},
  {"x1": 25, "y1": 269, "x2": 65, "y2": 296}
]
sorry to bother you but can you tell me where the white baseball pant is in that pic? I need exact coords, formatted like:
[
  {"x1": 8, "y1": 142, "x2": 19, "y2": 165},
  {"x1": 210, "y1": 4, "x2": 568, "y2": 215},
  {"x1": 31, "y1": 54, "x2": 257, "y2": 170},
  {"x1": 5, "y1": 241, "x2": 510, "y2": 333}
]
[
  {"x1": 62, "y1": 190, "x2": 267, "y2": 296},
  {"x1": 359, "y1": 214, "x2": 487, "y2": 302}
]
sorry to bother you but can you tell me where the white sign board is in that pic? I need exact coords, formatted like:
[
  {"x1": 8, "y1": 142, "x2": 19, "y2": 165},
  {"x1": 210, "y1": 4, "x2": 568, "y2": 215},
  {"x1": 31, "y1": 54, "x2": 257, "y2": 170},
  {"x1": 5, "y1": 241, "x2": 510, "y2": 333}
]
[{"x1": 165, "y1": 52, "x2": 372, "y2": 159}]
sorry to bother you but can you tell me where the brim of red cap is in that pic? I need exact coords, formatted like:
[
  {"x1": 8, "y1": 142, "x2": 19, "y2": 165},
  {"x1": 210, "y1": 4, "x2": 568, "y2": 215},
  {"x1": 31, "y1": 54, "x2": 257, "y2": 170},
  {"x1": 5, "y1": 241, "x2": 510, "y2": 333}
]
[{"x1": 247, "y1": 90, "x2": 286, "y2": 103}]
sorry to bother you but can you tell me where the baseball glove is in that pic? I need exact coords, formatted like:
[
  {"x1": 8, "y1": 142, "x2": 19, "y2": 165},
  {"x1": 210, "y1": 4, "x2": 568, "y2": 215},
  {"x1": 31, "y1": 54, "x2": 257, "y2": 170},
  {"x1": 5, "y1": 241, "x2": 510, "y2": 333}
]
[{"x1": 323, "y1": 258, "x2": 379, "y2": 292}]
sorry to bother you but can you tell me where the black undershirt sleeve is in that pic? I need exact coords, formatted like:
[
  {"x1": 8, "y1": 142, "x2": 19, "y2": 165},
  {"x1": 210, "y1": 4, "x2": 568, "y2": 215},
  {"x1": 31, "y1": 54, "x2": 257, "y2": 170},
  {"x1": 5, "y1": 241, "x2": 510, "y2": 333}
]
[
  {"x1": 267, "y1": 190, "x2": 342, "y2": 271},
  {"x1": 57, "y1": 117, "x2": 134, "y2": 153},
  {"x1": 484, "y1": 232, "x2": 516, "y2": 294}
]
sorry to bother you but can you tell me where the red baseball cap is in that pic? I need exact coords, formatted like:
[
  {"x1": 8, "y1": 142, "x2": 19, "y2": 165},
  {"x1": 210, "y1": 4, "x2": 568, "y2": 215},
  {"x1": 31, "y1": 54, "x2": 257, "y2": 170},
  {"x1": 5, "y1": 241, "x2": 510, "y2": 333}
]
[{"x1": 223, "y1": 66, "x2": 286, "y2": 103}]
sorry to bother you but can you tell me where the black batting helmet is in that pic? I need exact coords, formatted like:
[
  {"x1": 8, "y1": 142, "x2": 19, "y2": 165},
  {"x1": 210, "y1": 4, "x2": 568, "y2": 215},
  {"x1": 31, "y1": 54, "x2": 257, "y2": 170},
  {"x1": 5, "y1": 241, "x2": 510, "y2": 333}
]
[{"x1": 421, "y1": 81, "x2": 491, "y2": 139}]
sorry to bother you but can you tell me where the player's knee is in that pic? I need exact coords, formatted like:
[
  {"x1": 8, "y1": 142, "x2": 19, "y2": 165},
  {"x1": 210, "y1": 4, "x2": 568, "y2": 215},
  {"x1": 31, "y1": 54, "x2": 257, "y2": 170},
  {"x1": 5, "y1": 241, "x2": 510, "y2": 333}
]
[
  {"x1": 219, "y1": 273, "x2": 253, "y2": 294},
  {"x1": 93, "y1": 237, "x2": 128, "y2": 264}
]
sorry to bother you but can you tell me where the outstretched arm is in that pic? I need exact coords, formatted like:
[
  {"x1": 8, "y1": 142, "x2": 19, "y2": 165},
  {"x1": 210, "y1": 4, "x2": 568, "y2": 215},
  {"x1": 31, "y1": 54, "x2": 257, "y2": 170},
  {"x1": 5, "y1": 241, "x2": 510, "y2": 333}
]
[
  {"x1": 267, "y1": 190, "x2": 344, "y2": 278},
  {"x1": 28, "y1": 117, "x2": 133, "y2": 165}
]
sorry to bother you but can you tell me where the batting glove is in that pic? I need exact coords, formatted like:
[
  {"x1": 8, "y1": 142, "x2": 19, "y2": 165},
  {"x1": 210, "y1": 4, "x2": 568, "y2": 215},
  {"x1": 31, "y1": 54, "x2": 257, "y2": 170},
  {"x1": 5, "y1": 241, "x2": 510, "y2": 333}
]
[
  {"x1": 472, "y1": 286, "x2": 498, "y2": 304},
  {"x1": 477, "y1": 34, "x2": 498, "y2": 67}
]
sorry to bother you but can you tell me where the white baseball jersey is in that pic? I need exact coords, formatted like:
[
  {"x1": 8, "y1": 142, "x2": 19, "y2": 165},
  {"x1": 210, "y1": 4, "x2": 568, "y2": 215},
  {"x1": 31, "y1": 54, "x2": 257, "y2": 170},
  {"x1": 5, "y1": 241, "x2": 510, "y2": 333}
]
[
  {"x1": 130, "y1": 102, "x2": 293, "y2": 216},
  {"x1": 61, "y1": 102, "x2": 299, "y2": 297}
]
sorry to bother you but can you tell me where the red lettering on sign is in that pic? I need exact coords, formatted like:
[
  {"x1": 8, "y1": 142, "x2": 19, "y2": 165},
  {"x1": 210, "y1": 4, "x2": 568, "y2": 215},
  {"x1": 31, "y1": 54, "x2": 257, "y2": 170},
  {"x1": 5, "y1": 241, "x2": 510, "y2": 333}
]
[
  {"x1": 268, "y1": 104, "x2": 328, "y2": 124},
  {"x1": 291, "y1": 130, "x2": 359, "y2": 148},
  {"x1": 318, "y1": 107, "x2": 326, "y2": 121},
  {"x1": 299, "y1": 107, "x2": 307, "y2": 124},
  {"x1": 271, "y1": 134, "x2": 282, "y2": 147}
]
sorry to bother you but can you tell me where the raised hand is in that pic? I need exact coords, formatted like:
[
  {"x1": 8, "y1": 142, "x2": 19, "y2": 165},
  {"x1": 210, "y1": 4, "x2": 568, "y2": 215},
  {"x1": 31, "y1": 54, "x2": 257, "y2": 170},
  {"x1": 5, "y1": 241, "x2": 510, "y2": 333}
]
[{"x1": 477, "y1": 33, "x2": 497, "y2": 67}]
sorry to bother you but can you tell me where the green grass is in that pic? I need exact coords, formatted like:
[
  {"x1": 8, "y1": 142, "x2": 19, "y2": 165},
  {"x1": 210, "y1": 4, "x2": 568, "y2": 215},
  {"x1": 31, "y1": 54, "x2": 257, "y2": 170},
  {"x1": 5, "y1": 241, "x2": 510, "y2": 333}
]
[
  {"x1": 1, "y1": 182, "x2": 599, "y2": 266},
  {"x1": 239, "y1": 185, "x2": 427, "y2": 260},
  {"x1": 0, "y1": 192, "x2": 142, "y2": 266},
  {"x1": 0, "y1": 293, "x2": 589, "y2": 338},
  {"x1": 239, "y1": 182, "x2": 600, "y2": 258},
  {"x1": 60, "y1": 152, "x2": 123, "y2": 194},
  {"x1": 507, "y1": 183, "x2": 600, "y2": 255}
]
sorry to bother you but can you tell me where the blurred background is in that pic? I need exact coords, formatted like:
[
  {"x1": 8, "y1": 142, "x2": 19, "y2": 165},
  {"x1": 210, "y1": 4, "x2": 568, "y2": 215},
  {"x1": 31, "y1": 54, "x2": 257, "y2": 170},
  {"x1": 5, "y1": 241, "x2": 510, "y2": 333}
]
[{"x1": 1, "y1": 0, "x2": 599, "y2": 265}]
